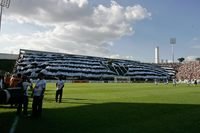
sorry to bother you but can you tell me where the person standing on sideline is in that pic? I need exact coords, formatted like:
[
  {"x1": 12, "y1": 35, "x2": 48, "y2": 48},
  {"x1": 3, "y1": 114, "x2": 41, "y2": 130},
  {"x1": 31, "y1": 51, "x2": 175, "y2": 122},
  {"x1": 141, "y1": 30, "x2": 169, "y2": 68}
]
[
  {"x1": 10, "y1": 73, "x2": 22, "y2": 88},
  {"x1": 154, "y1": 79, "x2": 158, "y2": 85},
  {"x1": 32, "y1": 73, "x2": 46, "y2": 117},
  {"x1": 0, "y1": 76, "x2": 3, "y2": 89},
  {"x1": 22, "y1": 76, "x2": 32, "y2": 116},
  {"x1": 56, "y1": 76, "x2": 64, "y2": 103},
  {"x1": 173, "y1": 78, "x2": 177, "y2": 86},
  {"x1": 4, "y1": 72, "x2": 11, "y2": 89}
]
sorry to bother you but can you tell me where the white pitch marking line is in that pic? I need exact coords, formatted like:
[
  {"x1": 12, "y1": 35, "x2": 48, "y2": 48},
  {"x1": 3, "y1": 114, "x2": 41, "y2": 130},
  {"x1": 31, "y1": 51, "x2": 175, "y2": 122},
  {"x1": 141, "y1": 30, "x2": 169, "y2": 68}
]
[{"x1": 9, "y1": 116, "x2": 19, "y2": 133}]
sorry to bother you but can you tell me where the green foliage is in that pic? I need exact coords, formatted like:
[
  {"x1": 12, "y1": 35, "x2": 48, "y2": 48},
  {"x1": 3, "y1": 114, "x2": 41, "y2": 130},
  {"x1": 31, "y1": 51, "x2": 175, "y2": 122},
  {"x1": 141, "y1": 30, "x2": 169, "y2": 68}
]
[
  {"x1": 195, "y1": 58, "x2": 200, "y2": 62},
  {"x1": 1, "y1": 83, "x2": 200, "y2": 133},
  {"x1": 177, "y1": 57, "x2": 185, "y2": 63}
]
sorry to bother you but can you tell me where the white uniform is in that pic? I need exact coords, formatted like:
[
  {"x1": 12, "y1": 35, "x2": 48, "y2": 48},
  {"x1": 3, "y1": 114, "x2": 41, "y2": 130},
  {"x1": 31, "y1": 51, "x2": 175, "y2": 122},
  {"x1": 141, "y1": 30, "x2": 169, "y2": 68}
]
[
  {"x1": 56, "y1": 80, "x2": 64, "y2": 90},
  {"x1": 33, "y1": 79, "x2": 46, "y2": 96},
  {"x1": 23, "y1": 82, "x2": 32, "y2": 96},
  {"x1": 173, "y1": 79, "x2": 176, "y2": 85}
]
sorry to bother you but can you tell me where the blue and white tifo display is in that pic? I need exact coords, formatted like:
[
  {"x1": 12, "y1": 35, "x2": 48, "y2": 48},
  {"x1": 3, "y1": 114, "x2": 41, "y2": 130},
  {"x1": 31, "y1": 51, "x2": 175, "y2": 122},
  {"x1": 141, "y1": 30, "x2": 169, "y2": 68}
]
[{"x1": 13, "y1": 49, "x2": 170, "y2": 81}]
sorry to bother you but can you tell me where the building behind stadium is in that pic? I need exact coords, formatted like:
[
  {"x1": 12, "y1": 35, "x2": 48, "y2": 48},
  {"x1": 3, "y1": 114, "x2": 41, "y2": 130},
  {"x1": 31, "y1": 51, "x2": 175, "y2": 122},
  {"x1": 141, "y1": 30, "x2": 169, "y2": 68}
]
[{"x1": 0, "y1": 53, "x2": 18, "y2": 75}]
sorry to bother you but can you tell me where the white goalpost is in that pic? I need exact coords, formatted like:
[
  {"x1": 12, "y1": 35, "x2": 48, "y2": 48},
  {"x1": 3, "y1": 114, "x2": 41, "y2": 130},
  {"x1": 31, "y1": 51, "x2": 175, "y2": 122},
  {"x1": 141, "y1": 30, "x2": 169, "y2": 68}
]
[{"x1": 114, "y1": 76, "x2": 131, "y2": 83}]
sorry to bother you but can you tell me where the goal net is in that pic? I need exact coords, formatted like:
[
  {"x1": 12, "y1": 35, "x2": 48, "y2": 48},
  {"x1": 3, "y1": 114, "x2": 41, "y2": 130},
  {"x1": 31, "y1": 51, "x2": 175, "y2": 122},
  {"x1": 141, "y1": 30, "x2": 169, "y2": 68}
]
[{"x1": 114, "y1": 76, "x2": 131, "y2": 83}]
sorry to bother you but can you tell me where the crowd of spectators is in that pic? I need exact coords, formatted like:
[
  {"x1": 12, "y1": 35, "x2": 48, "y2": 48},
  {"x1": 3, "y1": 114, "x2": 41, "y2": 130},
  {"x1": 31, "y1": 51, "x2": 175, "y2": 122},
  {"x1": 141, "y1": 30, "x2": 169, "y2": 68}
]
[{"x1": 176, "y1": 61, "x2": 200, "y2": 81}]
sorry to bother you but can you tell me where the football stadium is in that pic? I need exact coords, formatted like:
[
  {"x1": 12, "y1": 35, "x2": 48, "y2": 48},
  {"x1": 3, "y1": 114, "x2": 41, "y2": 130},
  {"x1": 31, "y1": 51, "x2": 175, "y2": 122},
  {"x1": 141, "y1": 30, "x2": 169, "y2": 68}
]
[
  {"x1": 1, "y1": 49, "x2": 200, "y2": 133},
  {"x1": 1, "y1": 0, "x2": 200, "y2": 133}
]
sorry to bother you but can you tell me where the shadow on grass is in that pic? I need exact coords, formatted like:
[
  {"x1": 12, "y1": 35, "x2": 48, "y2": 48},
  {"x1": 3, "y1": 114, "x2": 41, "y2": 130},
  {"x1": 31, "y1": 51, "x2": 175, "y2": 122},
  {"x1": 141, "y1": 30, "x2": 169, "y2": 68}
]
[
  {"x1": 0, "y1": 110, "x2": 16, "y2": 133},
  {"x1": 62, "y1": 98, "x2": 91, "y2": 101},
  {"x1": 11, "y1": 103, "x2": 200, "y2": 133},
  {"x1": 1, "y1": 103, "x2": 200, "y2": 133},
  {"x1": 44, "y1": 97, "x2": 94, "y2": 105},
  {"x1": 44, "y1": 97, "x2": 90, "y2": 101}
]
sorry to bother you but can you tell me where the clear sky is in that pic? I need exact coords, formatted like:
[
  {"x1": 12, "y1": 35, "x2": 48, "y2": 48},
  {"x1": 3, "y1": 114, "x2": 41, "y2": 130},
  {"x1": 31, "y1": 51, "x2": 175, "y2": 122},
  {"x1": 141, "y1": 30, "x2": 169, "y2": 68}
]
[{"x1": 0, "y1": 0, "x2": 200, "y2": 62}]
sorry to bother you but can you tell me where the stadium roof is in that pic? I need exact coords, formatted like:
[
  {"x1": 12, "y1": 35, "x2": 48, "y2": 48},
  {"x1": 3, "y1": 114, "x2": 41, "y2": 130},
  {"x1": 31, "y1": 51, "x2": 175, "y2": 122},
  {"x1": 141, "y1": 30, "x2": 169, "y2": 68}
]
[
  {"x1": 20, "y1": 49, "x2": 138, "y2": 62},
  {"x1": 0, "y1": 53, "x2": 18, "y2": 60}
]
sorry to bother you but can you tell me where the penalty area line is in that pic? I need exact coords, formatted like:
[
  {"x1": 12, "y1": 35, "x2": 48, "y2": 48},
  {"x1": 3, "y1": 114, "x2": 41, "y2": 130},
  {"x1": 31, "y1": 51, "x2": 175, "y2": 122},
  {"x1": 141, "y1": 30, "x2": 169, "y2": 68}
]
[{"x1": 9, "y1": 116, "x2": 19, "y2": 133}]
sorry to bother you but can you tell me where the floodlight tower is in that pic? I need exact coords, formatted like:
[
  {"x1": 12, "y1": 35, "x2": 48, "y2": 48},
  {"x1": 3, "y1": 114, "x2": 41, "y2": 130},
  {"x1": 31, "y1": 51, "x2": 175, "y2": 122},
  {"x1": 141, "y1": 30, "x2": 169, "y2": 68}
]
[
  {"x1": 170, "y1": 38, "x2": 176, "y2": 63},
  {"x1": 0, "y1": 0, "x2": 11, "y2": 30}
]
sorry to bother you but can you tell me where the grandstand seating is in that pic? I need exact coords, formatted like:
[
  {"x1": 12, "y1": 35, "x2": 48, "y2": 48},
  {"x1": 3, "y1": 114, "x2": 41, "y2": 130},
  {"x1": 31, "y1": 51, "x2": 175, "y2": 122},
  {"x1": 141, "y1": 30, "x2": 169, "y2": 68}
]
[
  {"x1": 176, "y1": 61, "x2": 200, "y2": 80},
  {"x1": 13, "y1": 49, "x2": 169, "y2": 81}
]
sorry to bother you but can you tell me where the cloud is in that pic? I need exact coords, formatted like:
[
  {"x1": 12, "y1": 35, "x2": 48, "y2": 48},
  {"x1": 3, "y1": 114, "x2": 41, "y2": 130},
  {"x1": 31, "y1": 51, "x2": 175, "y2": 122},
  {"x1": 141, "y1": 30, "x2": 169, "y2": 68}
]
[
  {"x1": 192, "y1": 37, "x2": 198, "y2": 41},
  {"x1": 192, "y1": 45, "x2": 200, "y2": 49},
  {"x1": 1, "y1": 0, "x2": 151, "y2": 59},
  {"x1": 6, "y1": 0, "x2": 90, "y2": 25},
  {"x1": 185, "y1": 56, "x2": 198, "y2": 61},
  {"x1": 190, "y1": 37, "x2": 200, "y2": 49},
  {"x1": 109, "y1": 54, "x2": 134, "y2": 60}
]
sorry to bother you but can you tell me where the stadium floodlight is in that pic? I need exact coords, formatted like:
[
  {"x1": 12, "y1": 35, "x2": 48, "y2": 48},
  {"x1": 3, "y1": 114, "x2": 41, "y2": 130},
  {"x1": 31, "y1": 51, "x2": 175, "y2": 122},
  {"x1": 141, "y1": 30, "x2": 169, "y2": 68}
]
[
  {"x1": 0, "y1": 0, "x2": 10, "y2": 30},
  {"x1": 170, "y1": 38, "x2": 176, "y2": 63},
  {"x1": 0, "y1": 0, "x2": 10, "y2": 7}
]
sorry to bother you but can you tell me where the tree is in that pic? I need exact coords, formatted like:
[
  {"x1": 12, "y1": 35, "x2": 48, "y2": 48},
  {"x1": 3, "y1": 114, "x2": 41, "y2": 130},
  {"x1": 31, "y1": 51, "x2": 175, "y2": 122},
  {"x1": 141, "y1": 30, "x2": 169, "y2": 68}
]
[
  {"x1": 195, "y1": 57, "x2": 200, "y2": 62},
  {"x1": 177, "y1": 57, "x2": 185, "y2": 63},
  {"x1": 195, "y1": 57, "x2": 200, "y2": 64}
]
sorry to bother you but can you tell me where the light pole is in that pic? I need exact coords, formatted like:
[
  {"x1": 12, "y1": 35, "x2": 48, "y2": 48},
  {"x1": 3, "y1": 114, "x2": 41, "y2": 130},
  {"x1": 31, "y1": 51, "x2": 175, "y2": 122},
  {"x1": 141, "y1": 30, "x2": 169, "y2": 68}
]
[
  {"x1": 170, "y1": 38, "x2": 176, "y2": 63},
  {"x1": 0, "y1": 0, "x2": 11, "y2": 30}
]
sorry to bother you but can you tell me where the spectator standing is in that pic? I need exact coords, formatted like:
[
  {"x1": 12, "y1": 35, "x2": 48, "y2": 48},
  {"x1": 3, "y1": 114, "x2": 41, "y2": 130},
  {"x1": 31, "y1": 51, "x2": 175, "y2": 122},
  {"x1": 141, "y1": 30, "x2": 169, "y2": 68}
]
[
  {"x1": 4, "y1": 72, "x2": 11, "y2": 89},
  {"x1": 164, "y1": 79, "x2": 168, "y2": 85},
  {"x1": 56, "y1": 77, "x2": 64, "y2": 103},
  {"x1": 187, "y1": 79, "x2": 191, "y2": 86},
  {"x1": 194, "y1": 79, "x2": 197, "y2": 86},
  {"x1": 154, "y1": 79, "x2": 158, "y2": 85},
  {"x1": 10, "y1": 73, "x2": 22, "y2": 88},
  {"x1": 0, "y1": 76, "x2": 3, "y2": 89},
  {"x1": 173, "y1": 78, "x2": 177, "y2": 86},
  {"x1": 10, "y1": 73, "x2": 23, "y2": 107},
  {"x1": 32, "y1": 73, "x2": 46, "y2": 117},
  {"x1": 21, "y1": 76, "x2": 33, "y2": 116}
]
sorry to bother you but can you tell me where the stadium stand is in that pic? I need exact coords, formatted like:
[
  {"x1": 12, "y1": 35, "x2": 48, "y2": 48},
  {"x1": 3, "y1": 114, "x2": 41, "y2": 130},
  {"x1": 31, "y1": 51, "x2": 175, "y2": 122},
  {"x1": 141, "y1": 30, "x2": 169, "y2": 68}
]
[
  {"x1": 13, "y1": 49, "x2": 169, "y2": 81},
  {"x1": 156, "y1": 63, "x2": 180, "y2": 79},
  {"x1": 176, "y1": 61, "x2": 200, "y2": 81}
]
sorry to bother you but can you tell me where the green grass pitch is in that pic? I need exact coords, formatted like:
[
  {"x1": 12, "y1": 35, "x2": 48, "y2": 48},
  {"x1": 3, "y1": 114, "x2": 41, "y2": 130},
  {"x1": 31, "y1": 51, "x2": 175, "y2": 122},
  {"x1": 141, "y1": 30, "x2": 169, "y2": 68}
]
[{"x1": 1, "y1": 83, "x2": 200, "y2": 133}]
